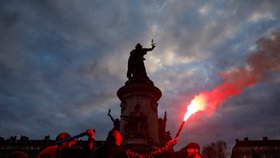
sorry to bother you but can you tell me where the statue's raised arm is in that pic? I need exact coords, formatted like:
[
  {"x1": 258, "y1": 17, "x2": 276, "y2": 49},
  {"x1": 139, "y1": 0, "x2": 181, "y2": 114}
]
[
  {"x1": 127, "y1": 40, "x2": 156, "y2": 80},
  {"x1": 145, "y1": 39, "x2": 156, "y2": 51}
]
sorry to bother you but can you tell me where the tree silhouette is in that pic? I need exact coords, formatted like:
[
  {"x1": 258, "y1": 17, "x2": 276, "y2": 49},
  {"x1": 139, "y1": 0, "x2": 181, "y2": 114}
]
[{"x1": 202, "y1": 140, "x2": 229, "y2": 158}]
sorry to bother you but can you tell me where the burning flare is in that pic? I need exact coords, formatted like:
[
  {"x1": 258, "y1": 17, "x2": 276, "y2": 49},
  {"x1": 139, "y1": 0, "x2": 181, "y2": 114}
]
[
  {"x1": 175, "y1": 94, "x2": 207, "y2": 138},
  {"x1": 183, "y1": 94, "x2": 206, "y2": 121}
]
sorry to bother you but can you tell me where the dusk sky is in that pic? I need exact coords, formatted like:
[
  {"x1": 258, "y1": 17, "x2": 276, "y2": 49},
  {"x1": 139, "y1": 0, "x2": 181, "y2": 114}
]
[{"x1": 1, "y1": 0, "x2": 280, "y2": 151}]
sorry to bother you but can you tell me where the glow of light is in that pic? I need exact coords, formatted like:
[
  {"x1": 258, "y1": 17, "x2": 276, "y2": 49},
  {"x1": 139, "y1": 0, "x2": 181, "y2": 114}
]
[{"x1": 183, "y1": 94, "x2": 206, "y2": 121}]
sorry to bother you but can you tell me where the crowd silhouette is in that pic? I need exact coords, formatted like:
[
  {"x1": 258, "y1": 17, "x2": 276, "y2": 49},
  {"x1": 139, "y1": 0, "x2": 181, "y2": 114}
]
[{"x1": 5, "y1": 128, "x2": 204, "y2": 158}]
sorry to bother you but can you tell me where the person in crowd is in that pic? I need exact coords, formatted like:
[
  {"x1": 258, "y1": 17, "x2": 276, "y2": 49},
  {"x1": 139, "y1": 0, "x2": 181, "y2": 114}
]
[
  {"x1": 91, "y1": 129, "x2": 177, "y2": 158},
  {"x1": 184, "y1": 142, "x2": 202, "y2": 158},
  {"x1": 37, "y1": 129, "x2": 95, "y2": 158}
]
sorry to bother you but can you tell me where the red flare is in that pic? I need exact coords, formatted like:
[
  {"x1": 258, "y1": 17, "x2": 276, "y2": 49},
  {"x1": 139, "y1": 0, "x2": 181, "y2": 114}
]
[{"x1": 183, "y1": 94, "x2": 206, "y2": 121}]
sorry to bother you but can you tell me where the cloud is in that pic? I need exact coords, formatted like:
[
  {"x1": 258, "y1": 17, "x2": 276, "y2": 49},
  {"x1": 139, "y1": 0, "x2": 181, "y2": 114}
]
[
  {"x1": 248, "y1": 12, "x2": 274, "y2": 23},
  {"x1": 198, "y1": 4, "x2": 211, "y2": 15},
  {"x1": 247, "y1": 2, "x2": 275, "y2": 23}
]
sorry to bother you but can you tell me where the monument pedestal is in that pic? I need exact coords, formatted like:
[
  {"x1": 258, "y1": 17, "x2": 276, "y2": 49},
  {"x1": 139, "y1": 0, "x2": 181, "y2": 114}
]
[{"x1": 117, "y1": 78, "x2": 162, "y2": 152}]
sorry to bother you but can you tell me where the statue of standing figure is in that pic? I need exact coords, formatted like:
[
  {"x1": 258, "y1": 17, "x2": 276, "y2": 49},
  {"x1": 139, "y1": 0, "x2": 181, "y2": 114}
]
[
  {"x1": 108, "y1": 109, "x2": 120, "y2": 131},
  {"x1": 127, "y1": 40, "x2": 156, "y2": 79}
]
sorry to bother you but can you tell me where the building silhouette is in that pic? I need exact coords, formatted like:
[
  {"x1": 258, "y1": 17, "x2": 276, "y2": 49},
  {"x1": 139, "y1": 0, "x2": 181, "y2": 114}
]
[{"x1": 231, "y1": 137, "x2": 280, "y2": 158}]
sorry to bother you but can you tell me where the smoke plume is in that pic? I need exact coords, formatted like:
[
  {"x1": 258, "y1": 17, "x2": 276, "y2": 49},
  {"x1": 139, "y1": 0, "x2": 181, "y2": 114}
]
[{"x1": 197, "y1": 29, "x2": 280, "y2": 114}]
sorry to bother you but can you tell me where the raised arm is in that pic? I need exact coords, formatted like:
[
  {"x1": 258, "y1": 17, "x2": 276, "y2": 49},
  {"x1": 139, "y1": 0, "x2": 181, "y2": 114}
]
[
  {"x1": 108, "y1": 109, "x2": 115, "y2": 122},
  {"x1": 144, "y1": 39, "x2": 156, "y2": 51}
]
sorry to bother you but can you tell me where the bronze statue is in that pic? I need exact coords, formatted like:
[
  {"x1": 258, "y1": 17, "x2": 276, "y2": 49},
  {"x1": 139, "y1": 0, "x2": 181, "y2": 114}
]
[
  {"x1": 127, "y1": 40, "x2": 156, "y2": 79},
  {"x1": 108, "y1": 109, "x2": 120, "y2": 131}
]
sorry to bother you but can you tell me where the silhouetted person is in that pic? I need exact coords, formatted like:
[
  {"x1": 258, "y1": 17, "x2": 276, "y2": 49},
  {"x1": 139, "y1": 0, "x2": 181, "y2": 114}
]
[
  {"x1": 184, "y1": 142, "x2": 202, "y2": 158},
  {"x1": 91, "y1": 130, "x2": 177, "y2": 158},
  {"x1": 8, "y1": 151, "x2": 28, "y2": 158},
  {"x1": 127, "y1": 40, "x2": 156, "y2": 79},
  {"x1": 108, "y1": 109, "x2": 120, "y2": 131},
  {"x1": 37, "y1": 129, "x2": 95, "y2": 158},
  {"x1": 168, "y1": 142, "x2": 202, "y2": 158}
]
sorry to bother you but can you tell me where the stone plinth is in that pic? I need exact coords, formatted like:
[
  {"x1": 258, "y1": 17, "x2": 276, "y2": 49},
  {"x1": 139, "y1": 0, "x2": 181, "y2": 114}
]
[{"x1": 117, "y1": 80, "x2": 162, "y2": 152}]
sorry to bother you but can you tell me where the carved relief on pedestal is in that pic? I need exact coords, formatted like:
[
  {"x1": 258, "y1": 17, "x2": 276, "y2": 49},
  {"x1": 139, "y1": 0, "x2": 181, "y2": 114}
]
[{"x1": 125, "y1": 104, "x2": 149, "y2": 139}]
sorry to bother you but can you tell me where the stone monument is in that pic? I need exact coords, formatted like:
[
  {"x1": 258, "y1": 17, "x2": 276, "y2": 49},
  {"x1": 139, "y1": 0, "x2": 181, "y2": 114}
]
[{"x1": 117, "y1": 40, "x2": 162, "y2": 152}]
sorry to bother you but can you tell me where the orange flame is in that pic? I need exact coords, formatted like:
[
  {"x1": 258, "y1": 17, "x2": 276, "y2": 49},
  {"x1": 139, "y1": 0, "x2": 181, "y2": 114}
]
[{"x1": 183, "y1": 94, "x2": 206, "y2": 121}]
